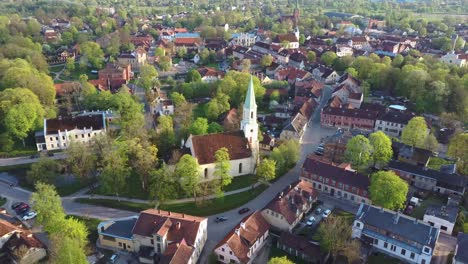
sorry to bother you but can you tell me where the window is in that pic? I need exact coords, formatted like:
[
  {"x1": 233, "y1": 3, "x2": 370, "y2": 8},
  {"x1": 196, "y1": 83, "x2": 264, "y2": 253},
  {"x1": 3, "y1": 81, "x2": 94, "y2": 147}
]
[
  {"x1": 344, "y1": 193, "x2": 348, "y2": 198},
  {"x1": 220, "y1": 255, "x2": 224, "y2": 260},
  {"x1": 157, "y1": 244, "x2": 161, "y2": 253},
  {"x1": 88, "y1": 133, "x2": 91, "y2": 137},
  {"x1": 391, "y1": 245, "x2": 396, "y2": 252},
  {"x1": 230, "y1": 251, "x2": 233, "y2": 255},
  {"x1": 410, "y1": 252, "x2": 415, "y2": 259},
  {"x1": 401, "y1": 249, "x2": 406, "y2": 256},
  {"x1": 239, "y1": 163, "x2": 242, "y2": 173},
  {"x1": 62, "y1": 136, "x2": 65, "y2": 140},
  {"x1": 373, "y1": 238, "x2": 378, "y2": 245},
  {"x1": 56, "y1": 137, "x2": 59, "y2": 141},
  {"x1": 75, "y1": 135, "x2": 78, "y2": 139},
  {"x1": 156, "y1": 236, "x2": 161, "y2": 242},
  {"x1": 150, "y1": 239, "x2": 154, "y2": 245},
  {"x1": 441, "y1": 226, "x2": 448, "y2": 231},
  {"x1": 51, "y1": 144, "x2": 54, "y2": 148},
  {"x1": 81, "y1": 134, "x2": 84, "y2": 138},
  {"x1": 356, "y1": 222, "x2": 361, "y2": 228},
  {"x1": 204, "y1": 168, "x2": 208, "y2": 178},
  {"x1": 351, "y1": 195, "x2": 355, "y2": 201},
  {"x1": 49, "y1": 137, "x2": 53, "y2": 141},
  {"x1": 222, "y1": 248, "x2": 225, "y2": 252},
  {"x1": 251, "y1": 111, "x2": 253, "y2": 119},
  {"x1": 384, "y1": 242, "x2": 388, "y2": 248},
  {"x1": 324, "y1": 187, "x2": 328, "y2": 191},
  {"x1": 422, "y1": 260, "x2": 426, "y2": 264},
  {"x1": 338, "y1": 183, "x2": 343, "y2": 188},
  {"x1": 423, "y1": 247, "x2": 430, "y2": 253},
  {"x1": 118, "y1": 242, "x2": 122, "y2": 247}
]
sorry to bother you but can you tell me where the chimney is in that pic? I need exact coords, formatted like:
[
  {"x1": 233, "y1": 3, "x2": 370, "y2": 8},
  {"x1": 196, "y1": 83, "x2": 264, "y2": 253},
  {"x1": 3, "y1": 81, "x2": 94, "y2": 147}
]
[
  {"x1": 182, "y1": 214, "x2": 185, "y2": 218},
  {"x1": 176, "y1": 222, "x2": 181, "y2": 230},
  {"x1": 380, "y1": 207, "x2": 384, "y2": 213},
  {"x1": 240, "y1": 222, "x2": 246, "y2": 229},
  {"x1": 235, "y1": 228, "x2": 240, "y2": 236},
  {"x1": 168, "y1": 211, "x2": 171, "y2": 216}
]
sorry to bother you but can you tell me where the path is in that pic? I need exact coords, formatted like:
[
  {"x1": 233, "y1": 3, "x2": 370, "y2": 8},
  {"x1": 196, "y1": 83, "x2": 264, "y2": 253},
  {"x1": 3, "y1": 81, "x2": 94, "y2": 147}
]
[{"x1": 0, "y1": 152, "x2": 66, "y2": 167}]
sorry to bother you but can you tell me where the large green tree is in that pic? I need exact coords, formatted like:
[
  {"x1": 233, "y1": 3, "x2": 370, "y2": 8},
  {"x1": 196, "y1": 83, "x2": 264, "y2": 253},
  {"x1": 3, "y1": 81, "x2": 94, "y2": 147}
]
[
  {"x1": 447, "y1": 133, "x2": 467, "y2": 175},
  {"x1": 80, "y1": 41, "x2": 105, "y2": 69},
  {"x1": 344, "y1": 135, "x2": 372, "y2": 169},
  {"x1": 321, "y1": 51, "x2": 337, "y2": 67},
  {"x1": 369, "y1": 131, "x2": 393, "y2": 167},
  {"x1": 100, "y1": 141, "x2": 131, "y2": 197},
  {"x1": 66, "y1": 141, "x2": 97, "y2": 183},
  {"x1": 218, "y1": 71, "x2": 265, "y2": 107},
  {"x1": 148, "y1": 164, "x2": 178, "y2": 203},
  {"x1": 256, "y1": 158, "x2": 276, "y2": 182},
  {"x1": 185, "y1": 69, "x2": 202, "y2": 83},
  {"x1": 175, "y1": 154, "x2": 201, "y2": 198},
  {"x1": 369, "y1": 171, "x2": 408, "y2": 210},
  {"x1": 268, "y1": 257, "x2": 294, "y2": 264},
  {"x1": 189, "y1": 117, "x2": 209, "y2": 135},
  {"x1": 127, "y1": 138, "x2": 158, "y2": 190},
  {"x1": 27, "y1": 156, "x2": 60, "y2": 185},
  {"x1": 30, "y1": 183, "x2": 65, "y2": 234},
  {"x1": 139, "y1": 64, "x2": 159, "y2": 90},
  {"x1": 214, "y1": 147, "x2": 232, "y2": 188},
  {"x1": 401, "y1": 116, "x2": 428, "y2": 147}
]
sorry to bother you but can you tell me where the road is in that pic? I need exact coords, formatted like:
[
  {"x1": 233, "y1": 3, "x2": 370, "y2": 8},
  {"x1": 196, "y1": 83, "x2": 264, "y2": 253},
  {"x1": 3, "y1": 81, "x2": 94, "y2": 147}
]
[{"x1": 0, "y1": 152, "x2": 66, "y2": 167}]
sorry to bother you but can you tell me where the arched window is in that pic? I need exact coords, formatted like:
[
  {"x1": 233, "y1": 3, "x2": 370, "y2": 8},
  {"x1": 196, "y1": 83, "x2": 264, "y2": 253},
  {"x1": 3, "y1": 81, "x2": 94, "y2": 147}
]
[
  {"x1": 251, "y1": 111, "x2": 253, "y2": 119},
  {"x1": 238, "y1": 163, "x2": 243, "y2": 174},
  {"x1": 204, "y1": 168, "x2": 208, "y2": 178}
]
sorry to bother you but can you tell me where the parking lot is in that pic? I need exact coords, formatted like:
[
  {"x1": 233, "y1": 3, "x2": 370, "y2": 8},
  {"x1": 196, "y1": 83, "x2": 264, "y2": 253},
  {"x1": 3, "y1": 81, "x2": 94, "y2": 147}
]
[{"x1": 293, "y1": 204, "x2": 334, "y2": 240}]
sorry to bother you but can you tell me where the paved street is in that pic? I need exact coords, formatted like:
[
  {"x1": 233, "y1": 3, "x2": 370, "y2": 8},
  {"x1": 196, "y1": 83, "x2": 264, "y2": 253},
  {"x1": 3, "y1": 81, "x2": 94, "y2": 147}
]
[
  {"x1": 433, "y1": 233, "x2": 457, "y2": 264},
  {"x1": 0, "y1": 152, "x2": 65, "y2": 167}
]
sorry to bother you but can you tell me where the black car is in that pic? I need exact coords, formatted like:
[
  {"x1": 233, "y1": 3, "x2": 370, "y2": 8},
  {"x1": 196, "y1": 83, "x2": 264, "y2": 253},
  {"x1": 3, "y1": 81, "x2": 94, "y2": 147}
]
[
  {"x1": 238, "y1": 207, "x2": 250, "y2": 214},
  {"x1": 215, "y1": 216, "x2": 228, "y2": 223},
  {"x1": 11, "y1": 202, "x2": 24, "y2": 210},
  {"x1": 16, "y1": 207, "x2": 29, "y2": 215}
]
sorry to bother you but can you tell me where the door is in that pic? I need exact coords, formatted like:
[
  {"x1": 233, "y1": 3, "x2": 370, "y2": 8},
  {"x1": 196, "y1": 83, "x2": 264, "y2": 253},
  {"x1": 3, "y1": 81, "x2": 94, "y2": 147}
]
[{"x1": 330, "y1": 188, "x2": 335, "y2": 196}]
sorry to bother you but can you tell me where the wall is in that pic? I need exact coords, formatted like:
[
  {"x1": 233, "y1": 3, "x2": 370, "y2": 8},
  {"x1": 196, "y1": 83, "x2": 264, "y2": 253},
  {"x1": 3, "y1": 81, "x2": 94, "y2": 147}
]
[
  {"x1": 215, "y1": 244, "x2": 242, "y2": 263},
  {"x1": 199, "y1": 157, "x2": 256, "y2": 181},
  {"x1": 305, "y1": 177, "x2": 370, "y2": 204},
  {"x1": 98, "y1": 234, "x2": 135, "y2": 252},
  {"x1": 423, "y1": 215, "x2": 454, "y2": 235},
  {"x1": 261, "y1": 209, "x2": 293, "y2": 232},
  {"x1": 43, "y1": 128, "x2": 104, "y2": 151}
]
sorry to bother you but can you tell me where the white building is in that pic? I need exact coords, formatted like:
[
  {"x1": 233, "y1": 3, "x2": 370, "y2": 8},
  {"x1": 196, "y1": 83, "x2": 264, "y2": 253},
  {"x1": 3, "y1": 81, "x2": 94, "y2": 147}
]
[
  {"x1": 214, "y1": 211, "x2": 270, "y2": 263},
  {"x1": 440, "y1": 52, "x2": 467, "y2": 67},
  {"x1": 232, "y1": 33, "x2": 257, "y2": 47},
  {"x1": 185, "y1": 77, "x2": 259, "y2": 180},
  {"x1": 423, "y1": 205, "x2": 458, "y2": 235},
  {"x1": 35, "y1": 112, "x2": 108, "y2": 151},
  {"x1": 352, "y1": 203, "x2": 440, "y2": 264},
  {"x1": 374, "y1": 109, "x2": 416, "y2": 138}
]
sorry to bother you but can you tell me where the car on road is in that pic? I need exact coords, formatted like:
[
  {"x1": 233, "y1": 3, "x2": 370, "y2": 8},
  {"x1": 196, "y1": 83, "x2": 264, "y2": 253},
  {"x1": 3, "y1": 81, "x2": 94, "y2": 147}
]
[
  {"x1": 109, "y1": 253, "x2": 119, "y2": 263},
  {"x1": 315, "y1": 207, "x2": 323, "y2": 215},
  {"x1": 306, "y1": 216, "x2": 316, "y2": 226},
  {"x1": 22, "y1": 211, "x2": 37, "y2": 221},
  {"x1": 215, "y1": 216, "x2": 228, "y2": 223},
  {"x1": 238, "y1": 207, "x2": 250, "y2": 214},
  {"x1": 11, "y1": 202, "x2": 26, "y2": 210},
  {"x1": 322, "y1": 209, "x2": 332, "y2": 218}
]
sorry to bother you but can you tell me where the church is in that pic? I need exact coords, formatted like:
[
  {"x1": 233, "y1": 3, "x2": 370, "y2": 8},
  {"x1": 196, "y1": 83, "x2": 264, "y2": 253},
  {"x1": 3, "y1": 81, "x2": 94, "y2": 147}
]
[{"x1": 184, "y1": 77, "x2": 259, "y2": 180}]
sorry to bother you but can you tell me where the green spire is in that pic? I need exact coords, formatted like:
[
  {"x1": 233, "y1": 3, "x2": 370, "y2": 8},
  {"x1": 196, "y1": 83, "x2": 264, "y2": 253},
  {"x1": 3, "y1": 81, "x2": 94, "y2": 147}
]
[{"x1": 244, "y1": 76, "x2": 257, "y2": 109}]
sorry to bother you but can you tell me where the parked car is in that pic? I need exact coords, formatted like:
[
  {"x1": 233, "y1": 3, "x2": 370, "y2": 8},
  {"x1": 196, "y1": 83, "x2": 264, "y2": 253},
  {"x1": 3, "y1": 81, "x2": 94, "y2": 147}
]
[
  {"x1": 306, "y1": 216, "x2": 316, "y2": 226},
  {"x1": 315, "y1": 207, "x2": 323, "y2": 215},
  {"x1": 11, "y1": 202, "x2": 25, "y2": 210},
  {"x1": 314, "y1": 149, "x2": 324, "y2": 156},
  {"x1": 14, "y1": 203, "x2": 29, "y2": 213},
  {"x1": 109, "y1": 254, "x2": 119, "y2": 263},
  {"x1": 322, "y1": 209, "x2": 332, "y2": 218},
  {"x1": 16, "y1": 207, "x2": 29, "y2": 215},
  {"x1": 404, "y1": 205, "x2": 414, "y2": 215},
  {"x1": 22, "y1": 211, "x2": 37, "y2": 221},
  {"x1": 215, "y1": 216, "x2": 228, "y2": 223},
  {"x1": 238, "y1": 207, "x2": 250, "y2": 214}
]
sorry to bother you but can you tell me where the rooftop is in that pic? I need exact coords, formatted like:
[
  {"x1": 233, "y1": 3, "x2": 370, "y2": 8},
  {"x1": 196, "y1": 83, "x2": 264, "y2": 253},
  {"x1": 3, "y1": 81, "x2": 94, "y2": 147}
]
[
  {"x1": 455, "y1": 233, "x2": 468, "y2": 263},
  {"x1": 99, "y1": 217, "x2": 138, "y2": 239},
  {"x1": 45, "y1": 114, "x2": 105, "y2": 134},
  {"x1": 424, "y1": 205, "x2": 458, "y2": 223}
]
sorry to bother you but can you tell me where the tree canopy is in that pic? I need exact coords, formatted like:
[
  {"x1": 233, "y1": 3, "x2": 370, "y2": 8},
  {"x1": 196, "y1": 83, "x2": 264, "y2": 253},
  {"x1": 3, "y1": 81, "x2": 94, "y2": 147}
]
[
  {"x1": 369, "y1": 131, "x2": 393, "y2": 167},
  {"x1": 370, "y1": 171, "x2": 408, "y2": 210},
  {"x1": 344, "y1": 135, "x2": 372, "y2": 169},
  {"x1": 401, "y1": 116, "x2": 428, "y2": 147}
]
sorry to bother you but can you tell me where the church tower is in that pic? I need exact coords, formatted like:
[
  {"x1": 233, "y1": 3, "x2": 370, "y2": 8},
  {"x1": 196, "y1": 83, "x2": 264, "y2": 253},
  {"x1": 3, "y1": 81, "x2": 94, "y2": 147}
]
[
  {"x1": 293, "y1": 0, "x2": 300, "y2": 27},
  {"x1": 294, "y1": 26, "x2": 300, "y2": 42},
  {"x1": 241, "y1": 76, "x2": 259, "y2": 151}
]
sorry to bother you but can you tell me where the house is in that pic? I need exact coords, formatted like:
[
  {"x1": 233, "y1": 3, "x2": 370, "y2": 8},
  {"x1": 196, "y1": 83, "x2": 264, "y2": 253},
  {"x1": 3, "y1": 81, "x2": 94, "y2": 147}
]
[
  {"x1": 97, "y1": 63, "x2": 132, "y2": 91},
  {"x1": 261, "y1": 180, "x2": 317, "y2": 232},
  {"x1": 280, "y1": 99, "x2": 316, "y2": 142},
  {"x1": 185, "y1": 77, "x2": 259, "y2": 180},
  {"x1": 174, "y1": 34, "x2": 202, "y2": 52},
  {"x1": 350, "y1": 36, "x2": 370, "y2": 50},
  {"x1": 454, "y1": 233, "x2": 468, "y2": 264},
  {"x1": 232, "y1": 46, "x2": 250, "y2": 59},
  {"x1": 352, "y1": 203, "x2": 440, "y2": 264},
  {"x1": 272, "y1": 33, "x2": 299, "y2": 49},
  {"x1": 117, "y1": 47, "x2": 147, "y2": 72},
  {"x1": 97, "y1": 209, "x2": 207, "y2": 264},
  {"x1": 197, "y1": 67, "x2": 225, "y2": 83},
  {"x1": 251, "y1": 42, "x2": 271, "y2": 54},
  {"x1": 320, "y1": 104, "x2": 381, "y2": 131},
  {"x1": 44, "y1": 29, "x2": 60, "y2": 42},
  {"x1": 289, "y1": 52, "x2": 307, "y2": 69},
  {"x1": 295, "y1": 79, "x2": 324, "y2": 100},
  {"x1": 232, "y1": 33, "x2": 257, "y2": 47},
  {"x1": 331, "y1": 82, "x2": 363, "y2": 109},
  {"x1": 393, "y1": 142, "x2": 432, "y2": 167},
  {"x1": 277, "y1": 232, "x2": 325, "y2": 263},
  {"x1": 35, "y1": 112, "x2": 107, "y2": 151},
  {"x1": 311, "y1": 66, "x2": 340, "y2": 84},
  {"x1": 440, "y1": 52, "x2": 468, "y2": 67},
  {"x1": 335, "y1": 46, "x2": 354, "y2": 57},
  {"x1": 323, "y1": 129, "x2": 369, "y2": 163},
  {"x1": 388, "y1": 160, "x2": 467, "y2": 196},
  {"x1": 0, "y1": 218, "x2": 47, "y2": 264},
  {"x1": 214, "y1": 211, "x2": 270, "y2": 264},
  {"x1": 375, "y1": 109, "x2": 416, "y2": 138},
  {"x1": 301, "y1": 155, "x2": 371, "y2": 204},
  {"x1": 151, "y1": 97, "x2": 174, "y2": 116},
  {"x1": 259, "y1": 134, "x2": 275, "y2": 151},
  {"x1": 423, "y1": 205, "x2": 458, "y2": 235}
]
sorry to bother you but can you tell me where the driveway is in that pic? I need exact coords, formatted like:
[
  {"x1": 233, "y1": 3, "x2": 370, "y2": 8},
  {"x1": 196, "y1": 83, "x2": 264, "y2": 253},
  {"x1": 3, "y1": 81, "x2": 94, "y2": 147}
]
[{"x1": 432, "y1": 233, "x2": 457, "y2": 264}]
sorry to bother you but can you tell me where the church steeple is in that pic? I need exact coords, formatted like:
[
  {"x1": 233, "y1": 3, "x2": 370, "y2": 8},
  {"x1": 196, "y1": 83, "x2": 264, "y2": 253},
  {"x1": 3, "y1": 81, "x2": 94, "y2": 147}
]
[
  {"x1": 241, "y1": 76, "x2": 258, "y2": 149},
  {"x1": 293, "y1": 0, "x2": 300, "y2": 27}
]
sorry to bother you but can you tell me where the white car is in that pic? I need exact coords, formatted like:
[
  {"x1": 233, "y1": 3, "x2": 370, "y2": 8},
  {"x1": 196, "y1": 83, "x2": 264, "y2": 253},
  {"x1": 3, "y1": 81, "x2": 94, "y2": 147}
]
[
  {"x1": 22, "y1": 211, "x2": 37, "y2": 221},
  {"x1": 322, "y1": 209, "x2": 332, "y2": 218},
  {"x1": 306, "y1": 216, "x2": 316, "y2": 226}
]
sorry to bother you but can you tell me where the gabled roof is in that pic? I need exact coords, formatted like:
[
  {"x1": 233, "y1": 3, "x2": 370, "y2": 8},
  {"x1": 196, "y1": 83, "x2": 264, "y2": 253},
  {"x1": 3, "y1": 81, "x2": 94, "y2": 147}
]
[
  {"x1": 279, "y1": 232, "x2": 323, "y2": 259},
  {"x1": 273, "y1": 33, "x2": 298, "y2": 43},
  {"x1": 160, "y1": 239, "x2": 194, "y2": 264},
  {"x1": 45, "y1": 114, "x2": 105, "y2": 134},
  {"x1": 215, "y1": 211, "x2": 270, "y2": 263}
]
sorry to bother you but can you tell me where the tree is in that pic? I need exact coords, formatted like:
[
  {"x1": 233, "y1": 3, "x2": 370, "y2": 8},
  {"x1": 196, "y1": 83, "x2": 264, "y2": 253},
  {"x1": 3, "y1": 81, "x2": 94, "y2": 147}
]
[
  {"x1": 317, "y1": 215, "x2": 359, "y2": 261},
  {"x1": 66, "y1": 141, "x2": 97, "y2": 183},
  {"x1": 260, "y1": 54, "x2": 274, "y2": 68},
  {"x1": 170, "y1": 92, "x2": 186, "y2": 107},
  {"x1": 159, "y1": 56, "x2": 172, "y2": 71},
  {"x1": 30, "y1": 183, "x2": 65, "y2": 234},
  {"x1": 369, "y1": 131, "x2": 393, "y2": 167},
  {"x1": 49, "y1": 220, "x2": 88, "y2": 264},
  {"x1": 139, "y1": 64, "x2": 158, "y2": 90},
  {"x1": 205, "y1": 92, "x2": 230, "y2": 120},
  {"x1": 447, "y1": 133, "x2": 467, "y2": 175},
  {"x1": 189, "y1": 117, "x2": 209, "y2": 135},
  {"x1": 256, "y1": 158, "x2": 276, "y2": 182},
  {"x1": 344, "y1": 135, "x2": 372, "y2": 169},
  {"x1": 27, "y1": 156, "x2": 59, "y2": 185},
  {"x1": 80, "y1": 41, "x2": 104, "y2": 69},
  {"x1": 214, "y1": 147, "x2": 232, "y2": 193},
  {"x1": 100, "y1": 142, "x2": 131, "y2": 197},
  {"x1": 155, "y1": 47, "x2": 165, "y2": 57},
  {"x1": 401, "y1": 117, "x2": 428, "y2": 147},
  {"x1": 370, "y1": 171, "x2": 408, "y2": 210},
  {"x1": 307, "y1": 51, "x2": 316, "y2": 62},
  {"x1": 218, "y1": 71, "x2": 265, "y2": 107},
  {"x1": 177, "y1": 46, "x2": 187, "y2": 58},
  {"x1": 270, "y1": 139, "x2": 300, "y2": 175},
  {"x1": 422, "y1": 133, "x2": 439, "y2": 152},
  {"x1": 156, "y1": 115, "x2": 176, "y2": 159},
  {"x1": 127, "y1": 138, "x2": 158, "y2": 191},
  {"x1": 65, "y1": 57, "x2": 75, "y2": 73},
  {"x1": 240, "y1": 59, "x2": 251, "y2": 72},
  {"x1": 148, "y1": 164, "x2": 178, "y2": 202},
  {"x1": 175, "y1": 154, "x2": 201, "y2": 198},
  {"x1": 268, "y1": 257, "x2": 294, "y2": 264},
  {"x1": 321, "y1": 51, "x2": 337, "y2": 67},
  {"x1": 185, "y1": 69, "x2": 202, "y2": 83},
  {"x1": 208, "y1": 122, "x2": 224, "y2": 133}
]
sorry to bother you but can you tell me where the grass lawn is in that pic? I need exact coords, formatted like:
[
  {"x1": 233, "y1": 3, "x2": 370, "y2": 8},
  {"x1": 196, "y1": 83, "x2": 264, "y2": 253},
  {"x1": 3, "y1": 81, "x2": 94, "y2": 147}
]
[
  {"x1": 224, "y1": 174, "x2": 256, "y2": 192},
  {"x1": 67, "y1": 215, "x2": 102, "y2": 253},
  {"x1": 335, "y1": 210, "x2": 355, "y2": 224},
  {"x1": 91, "y1": 173, "x2": 149, "y2": 200},
  {"x1": 0, "y1": 197, "x2": 6, "y2": 207},
  {"x1": 411, "y1": 194, "x2": 446, "y2": 219},
  {"x1": 56, "y1": 181, "x2": 90, "y2": 196},
  {"x1": 204, "y1": 62, "x2": 219, "y2": 70},
  {"x1": 269, "y1": 245, "x2": 307, "y2": 264},
  {"x1": 427, "y1": 157, "x2": 454, "y2": 171},
  {"x1": 77, "y1": 185, "x2": 268, "y2": 216},
  {"x1": 61, "y1": 64, "x2": 98, "y2": 81},
  {"x1": 49, "y1": 64, "x2": 64, "y2": 73},
  {"x1": 367, "y1": 252, "x2": 401, "y2": 264}
]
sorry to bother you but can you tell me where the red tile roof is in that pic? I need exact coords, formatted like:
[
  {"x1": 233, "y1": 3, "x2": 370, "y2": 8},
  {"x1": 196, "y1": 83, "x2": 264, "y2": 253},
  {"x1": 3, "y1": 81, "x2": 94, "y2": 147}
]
[
  {"x1": 264, "y1": 180, "x2": 317, "y2": 225},
  {"x1": 160, "y1": 239, "x2": 194, "y2": 264},
  {"x1": 190, "y1": 131, "x2": 252, "y2": 165},
  {"x1": 175, "y1": 38, "x2": 200, "y2": 45},
  {"x1": 215, "y1": 211, "x2": 270, "y2": 263}
]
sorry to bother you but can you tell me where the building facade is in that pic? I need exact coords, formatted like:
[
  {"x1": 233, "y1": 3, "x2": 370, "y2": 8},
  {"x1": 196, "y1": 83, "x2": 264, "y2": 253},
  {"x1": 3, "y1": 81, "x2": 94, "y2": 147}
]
[{"x1": 423, "y1": 205, "x2": 457, "y2": 235}]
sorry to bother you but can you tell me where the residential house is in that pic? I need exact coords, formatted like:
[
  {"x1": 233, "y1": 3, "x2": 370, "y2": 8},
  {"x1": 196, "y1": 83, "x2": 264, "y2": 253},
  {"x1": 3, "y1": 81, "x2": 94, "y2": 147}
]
[
  {"x1": 289, "y1": 52, "x2": 307, "y2": 69},
  {"x1": 96, "y1": 63, "x2": 132, "y2": 91},
  {"x1": 320, "y1": 104, "x2": 381, "y2": 131},
  {"x1": 232, "y1": 33, "x2": 257, "y2": 47},
  {"x1": 352, "y1": 203, "x2": 440, "y2": 264},
  {"x1": 331, "y1": 82, "x2": 363, "y2": 109},
  {"x1": 334, "y1": 45, "x2": 354, "y2": 57},
  {"x1": 388, "y1": 160, "x2": 467, "y2": 196},
  {"x1": 197, "y1": 67, "x2": 225, "y2": 83},
  {"x1": 214, "y1": 211, "x2": 270, "y2": 264},
  {"x1": 274, "y1": 66, "x2": 311, "y2": 86},
  {"x1": 311, "y1": 66, "x2": 340, "y2": 84},
  {"x1": 185, "y1": 78, "x2": 259, "y2": 180},
  {"x1": 151, "y1": 94, "x2": 174, "y2": 116},
  {"x1": 280, "y1": 99, "x2": 316, "y2": 142},
  {"x1": 295, "y1": 79, "x2": 324, "y2": 100},
  {"x1": 393, "y1": 142, "x2": 432, "y2": 167},
  {"x1": 440, "y1": 52, "x2": 468, "y2": 67},
  {"x1": 276, "y1": 49, "x2": 290, "y2": 64},
  {"x1": 0, "y1": 218, "x2": 47, "y2": 264},
  {"x1": 259, "y1": 134, "x2": 275, "y2": 151},
  {"x1": 251, "y1": 42, "x2": 271, "y2": 54},
  {"x1": 233, "y1": 46, "x2": 250, "y2": 60},
  {"x1": 301, "y1": 155, "x2": 371, "y2": 204},
  {"x1": 44, "y1": 29, "x2": 60, "y2": 42},
  {"x1": 375, "y1": 109, "x2": 416, "y2": 138},
  {"x1": 261, "y1": 180, "x2": 317, "y2": 231},
  {"x1": 272, "y1": 33, "x2": 299, "y2": 49},
  {"x1": 35, "y1": 112, "x2": 107, "y2": 151},
  {"x1": 174, "y1": 33, "x2": 202, "y2": 52},
  {"x1": 423, "y1": 205, "x2": 458, "y2": 235},
  {"x1": 277, "y1": 232, "x2": 325, "y2": 264},
  {"x1": 454, "y1": 233, "x2": 468, "y2": 264},
  {"x1": 367, "y1": 19, "x2": 386, "y2": 30},
  {"x1": 350, "y1": 36, "x2": 371, "y2": 50},
  {"x1": 117, "y1": 47, "x2": 147, "y2": 72}
]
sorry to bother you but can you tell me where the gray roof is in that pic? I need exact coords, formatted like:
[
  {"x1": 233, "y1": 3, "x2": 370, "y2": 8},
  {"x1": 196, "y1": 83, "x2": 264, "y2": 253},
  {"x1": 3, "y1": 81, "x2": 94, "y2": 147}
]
[
  {"x1": 356, "y1": 204, "x2": 439, "y2": 251},
  {"x1": 100, "y1": 217, "x2": 138, "y2": 239},
  {"x1": 424, "y1": 205, "x2": 458, "y2": 223},
  {"x1": 456, "y1": 233, "x2": 468, "y2": 263}
]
